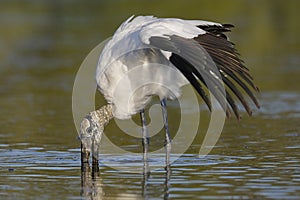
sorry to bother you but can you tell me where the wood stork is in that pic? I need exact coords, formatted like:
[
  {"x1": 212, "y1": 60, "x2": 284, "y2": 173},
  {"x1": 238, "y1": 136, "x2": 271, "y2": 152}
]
[{"x1": 79, "y1": 15, "x2": 260, "y2": 168}]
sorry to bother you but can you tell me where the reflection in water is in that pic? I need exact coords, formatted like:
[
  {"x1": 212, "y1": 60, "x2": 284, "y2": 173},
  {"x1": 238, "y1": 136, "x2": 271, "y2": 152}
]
[
  {"x1": 81, "y1": 164, "x2": 104, "y2": 199},
  {"x1": 0, "y1": 142, "x2": 300, "y2": 199},
  {"x1": 81, "y1": 161, "x2": 172, "y2": 199},
  {"x1": 163, "y1": 165, "x2": 171, "y2": 200},
  {"x1": 141, "y1": 163, "x2": 151, "y2": 199}
]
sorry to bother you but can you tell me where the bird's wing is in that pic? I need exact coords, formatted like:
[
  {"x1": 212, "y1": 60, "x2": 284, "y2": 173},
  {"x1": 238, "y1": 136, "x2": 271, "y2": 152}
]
[
  {"x1": 140, "y1": 22, "x2": 259, "y2": 118},
  {"x1": 194, "y1": 25, "x2": 260, "y2": 115},
  {"x1": 148, "y1": 35, "x2": 229, "y2": 116}
]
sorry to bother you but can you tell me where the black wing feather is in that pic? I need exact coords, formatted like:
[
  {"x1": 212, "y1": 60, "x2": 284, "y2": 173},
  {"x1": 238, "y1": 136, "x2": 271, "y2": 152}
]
[
  {"x1": 148, "y1": 24, "x2": 260, "y2": 118},
  {"x1": 169, "y1": 53, "x2": 212, "y2": 110},
  {"x1": 193, "y1": 24, "x2": 260, "y2": 117}
]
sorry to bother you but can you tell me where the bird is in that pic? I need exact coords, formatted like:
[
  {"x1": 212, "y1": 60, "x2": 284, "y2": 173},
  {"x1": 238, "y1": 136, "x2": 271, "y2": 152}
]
[{"x1": 79, "y1": 15, "x2": 260, "y2": 168}]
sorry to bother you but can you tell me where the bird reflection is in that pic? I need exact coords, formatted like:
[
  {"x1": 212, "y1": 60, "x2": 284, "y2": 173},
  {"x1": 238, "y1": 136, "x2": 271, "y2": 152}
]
[
  {"x1": 164, "y1": 165, "x2": 171, "y2": 199},
  {"x1": 81, "y1": 162, "x2": 104, "y2": 199},
  {"x1": 81, "y1": 161, "x2": 171, "y2": 199}
]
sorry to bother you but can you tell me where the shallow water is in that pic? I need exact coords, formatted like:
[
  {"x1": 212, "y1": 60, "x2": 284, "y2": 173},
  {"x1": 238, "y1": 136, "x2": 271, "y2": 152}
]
[
  {"x1": 1, "y1": 0, "x2": 300, "y2": 199},
  {"x1": 1, "y1": 92, "x2": 300, "y2": 199}
]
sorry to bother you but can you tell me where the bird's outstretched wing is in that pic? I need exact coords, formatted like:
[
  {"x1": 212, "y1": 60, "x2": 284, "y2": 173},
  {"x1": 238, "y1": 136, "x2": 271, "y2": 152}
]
[
  {"x1": 141, "y1": 23, "x2": 259, "y2": 119},
  {"x1": 195, "y1": 24, "x2": 260, "y2": 115}
]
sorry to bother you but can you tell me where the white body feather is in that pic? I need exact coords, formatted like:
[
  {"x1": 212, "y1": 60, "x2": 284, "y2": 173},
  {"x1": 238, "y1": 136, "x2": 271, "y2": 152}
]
[{"x1": 96, "y1": 15, "x2": 221, "y2": 119}]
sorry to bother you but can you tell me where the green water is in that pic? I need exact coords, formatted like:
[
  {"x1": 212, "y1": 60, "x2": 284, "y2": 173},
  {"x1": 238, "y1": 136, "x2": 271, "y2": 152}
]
[{"x1": 1, "y1": 0, "x2": 299, "y2": 199}]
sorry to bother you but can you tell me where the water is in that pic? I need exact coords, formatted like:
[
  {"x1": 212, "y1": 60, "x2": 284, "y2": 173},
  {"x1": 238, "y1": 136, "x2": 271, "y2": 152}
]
[{"x1": 1, "y1": 0, "x2": 300, "y2": 199}]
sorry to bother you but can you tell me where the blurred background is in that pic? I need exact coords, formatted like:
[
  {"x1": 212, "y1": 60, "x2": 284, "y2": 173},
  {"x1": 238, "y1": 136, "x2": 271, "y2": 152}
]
[
  {"x1": 1, "y1": 0, "x2": 299, "y2": 146},
  {"x1": 0, "y1": 0, "x2": 299, "y2": 199}
]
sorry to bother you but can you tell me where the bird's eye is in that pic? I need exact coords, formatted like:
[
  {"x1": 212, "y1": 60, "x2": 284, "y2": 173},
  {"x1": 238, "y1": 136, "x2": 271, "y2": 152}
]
[{"x1": 86, "y1": 127, "x2": 92, "y2": 133}]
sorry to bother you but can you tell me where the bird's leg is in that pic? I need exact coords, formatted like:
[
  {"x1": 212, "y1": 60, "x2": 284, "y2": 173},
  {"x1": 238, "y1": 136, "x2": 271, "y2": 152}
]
[
  {"x1": 140, "y1": 109, "x2": 150, "y2": 173},
  {"x1": 140, "y1": 109, "x2": 150, "y2": 194},
  {"x1": 160, "y1": 98, "x2": 171, "y2": 167}
]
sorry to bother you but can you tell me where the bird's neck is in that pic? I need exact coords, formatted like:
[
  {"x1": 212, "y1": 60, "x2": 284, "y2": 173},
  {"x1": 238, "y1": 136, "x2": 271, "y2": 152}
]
[{"x1": 92, "y1": 104, "x2": 114, "y2": 128}]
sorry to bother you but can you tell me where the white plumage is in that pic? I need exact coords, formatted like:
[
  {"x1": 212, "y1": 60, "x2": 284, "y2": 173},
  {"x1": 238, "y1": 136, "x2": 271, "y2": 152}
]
[
  {"x1": 80, "y1": 15, "x2": 260, "y2": 167},
  {"x1": 95, "y1": 15, "x2": 243, "y2": 119}
]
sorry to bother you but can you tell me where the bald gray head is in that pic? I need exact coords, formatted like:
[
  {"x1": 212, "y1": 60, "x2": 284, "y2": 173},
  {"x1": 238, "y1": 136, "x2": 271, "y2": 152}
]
[{"x1": 80, "y1": 104, "x2": 114, "y2": 158}]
